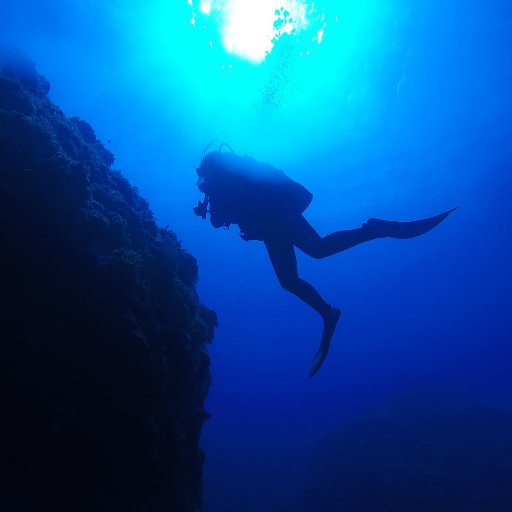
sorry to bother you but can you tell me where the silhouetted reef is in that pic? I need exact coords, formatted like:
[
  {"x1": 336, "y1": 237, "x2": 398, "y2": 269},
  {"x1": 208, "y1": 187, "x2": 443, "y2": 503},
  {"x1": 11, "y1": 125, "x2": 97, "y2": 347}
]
[
  {"x1": 299, "y1": 387, "x2": 512, "y2": 512},
  {"x1": 0, "y1": 48, "x2": 217, "y2": 512}
]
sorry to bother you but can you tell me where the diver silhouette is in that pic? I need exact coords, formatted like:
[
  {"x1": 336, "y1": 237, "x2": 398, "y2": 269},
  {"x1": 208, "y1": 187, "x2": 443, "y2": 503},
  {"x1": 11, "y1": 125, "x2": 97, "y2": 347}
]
[{"x1": 194, "y1": 146, "x2": 456, "y2": 376}]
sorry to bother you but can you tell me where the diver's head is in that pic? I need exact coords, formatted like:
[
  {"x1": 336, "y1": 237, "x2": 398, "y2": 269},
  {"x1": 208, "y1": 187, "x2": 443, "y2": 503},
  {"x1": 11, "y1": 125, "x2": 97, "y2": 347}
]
[
  {"x1": 196, "y1": 151, "x2": 222, "y2": 192},
  {"x1": 196, "y1": 143, "x2": 234, "y2": 191},
  {"x1": 196, "y1": 150, "x2": 224, "y2": 177}
]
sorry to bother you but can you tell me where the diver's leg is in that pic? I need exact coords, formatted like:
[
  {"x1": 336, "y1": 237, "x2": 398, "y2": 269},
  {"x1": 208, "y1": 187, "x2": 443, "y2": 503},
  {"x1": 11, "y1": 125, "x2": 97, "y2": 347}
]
[
  {"x1": 291, "y1": 216, "x2": 378, "y2": 259},
  {"x1": 264, "y1": 238, "x2": 342, "y2": 376},
  {"x1": 292, "y1": 208, "x2": 457, "y2": 259},
  {"x1": 264, "y1": 239, "x2": 332, "y2": 318}
]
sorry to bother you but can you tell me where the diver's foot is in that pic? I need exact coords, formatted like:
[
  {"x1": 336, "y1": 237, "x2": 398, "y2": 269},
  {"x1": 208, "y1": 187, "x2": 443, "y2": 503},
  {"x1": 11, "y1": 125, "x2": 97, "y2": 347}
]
[
  {"x1": 362, "y1": 218, "x2": 398, "y2": 239},
  {"x1": 309, "y1": 306, "x2": 342, "y2": 377},
  {"x1": 362, "y1": 207, "x2": 457, "y2": 240}
]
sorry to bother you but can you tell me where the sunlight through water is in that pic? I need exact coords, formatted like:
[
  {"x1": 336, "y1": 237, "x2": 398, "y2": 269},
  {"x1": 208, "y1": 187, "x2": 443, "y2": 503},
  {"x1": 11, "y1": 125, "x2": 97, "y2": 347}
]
[
  {"x1": 121, "y1": 0, "x2": 390, "y2": 157},
  {"x1": 188, "y1": 0, "x2": 326, "y2": 63}
]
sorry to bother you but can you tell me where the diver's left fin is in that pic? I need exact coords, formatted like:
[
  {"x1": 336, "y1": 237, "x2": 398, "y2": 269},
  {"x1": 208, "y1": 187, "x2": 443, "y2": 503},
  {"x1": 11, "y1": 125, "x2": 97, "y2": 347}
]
[
  {"x1": 365, "y1": 207, "x2": 458, "y2": 240},
  {"x1": 310, "y1": 307, "x2": 341, "y2": 377}
]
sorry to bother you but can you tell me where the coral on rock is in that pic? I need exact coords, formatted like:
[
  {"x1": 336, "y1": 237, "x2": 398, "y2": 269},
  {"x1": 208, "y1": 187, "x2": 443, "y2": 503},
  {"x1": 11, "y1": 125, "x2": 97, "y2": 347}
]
[{"x1": 0, "y1": 47, "x2": 216, "y2": 512}]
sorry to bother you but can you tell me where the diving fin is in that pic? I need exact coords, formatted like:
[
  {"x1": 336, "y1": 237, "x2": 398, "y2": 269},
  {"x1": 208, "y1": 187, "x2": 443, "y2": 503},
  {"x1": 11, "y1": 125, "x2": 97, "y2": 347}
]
[
  {"x1": 364, "y1": 207, "x2": 458, "y2": 239},
  {"x1": 310, "y1": 307, "x2": 341, "y2": 377}
]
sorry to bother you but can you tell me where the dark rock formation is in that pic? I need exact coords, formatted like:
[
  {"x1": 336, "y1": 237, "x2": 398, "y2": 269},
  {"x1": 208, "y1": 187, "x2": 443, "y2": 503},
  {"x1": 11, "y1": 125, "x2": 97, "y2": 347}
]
[
  {"x1": 0, "y1": 48, "x2": 216, "y2": 512},
  {"x1": 298, "y1": 387, "x2": 512, "y2": 512}
]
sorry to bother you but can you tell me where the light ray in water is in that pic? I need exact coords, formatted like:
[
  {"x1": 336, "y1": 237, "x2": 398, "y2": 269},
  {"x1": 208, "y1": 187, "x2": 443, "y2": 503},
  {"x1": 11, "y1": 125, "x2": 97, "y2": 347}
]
[{"x1": 188, "y1": 0, "x2": 326, "y2": 63}]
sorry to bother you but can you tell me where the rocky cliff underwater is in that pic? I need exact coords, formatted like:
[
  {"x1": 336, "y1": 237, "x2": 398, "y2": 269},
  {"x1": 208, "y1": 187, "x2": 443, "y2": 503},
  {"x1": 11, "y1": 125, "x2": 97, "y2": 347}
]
[{"x1": 0, "y1": 48, "x2": 217, "y2": 512}]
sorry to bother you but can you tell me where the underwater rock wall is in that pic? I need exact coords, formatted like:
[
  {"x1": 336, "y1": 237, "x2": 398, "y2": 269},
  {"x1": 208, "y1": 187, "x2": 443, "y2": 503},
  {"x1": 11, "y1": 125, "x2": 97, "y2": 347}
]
[{"x1": 0, "y1": 48, "x2": 216, "y2": 512}]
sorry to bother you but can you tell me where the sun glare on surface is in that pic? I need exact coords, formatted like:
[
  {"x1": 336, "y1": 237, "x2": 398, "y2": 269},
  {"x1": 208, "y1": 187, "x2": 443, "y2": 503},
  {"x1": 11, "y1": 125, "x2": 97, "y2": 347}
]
[{"x1": 188, "y1": 0, "x2": 326, "y2": 63}]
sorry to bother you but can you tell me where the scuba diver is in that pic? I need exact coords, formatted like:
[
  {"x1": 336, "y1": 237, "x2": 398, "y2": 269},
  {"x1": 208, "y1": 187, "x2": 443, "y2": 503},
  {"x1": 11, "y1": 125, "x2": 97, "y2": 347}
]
[{"x1": 194, "y1": 145, "x2": 456, "y2": 376}]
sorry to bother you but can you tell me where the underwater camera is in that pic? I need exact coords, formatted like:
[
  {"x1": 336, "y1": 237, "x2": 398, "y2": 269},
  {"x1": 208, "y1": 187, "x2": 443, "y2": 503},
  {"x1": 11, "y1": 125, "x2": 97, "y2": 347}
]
[{"x1": 193, "y1": 198, "x2": 208, "y2": 219}]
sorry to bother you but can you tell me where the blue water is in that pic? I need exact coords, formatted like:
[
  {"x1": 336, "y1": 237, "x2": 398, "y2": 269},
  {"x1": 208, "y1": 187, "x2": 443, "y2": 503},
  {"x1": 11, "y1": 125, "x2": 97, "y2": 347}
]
[{"x1": 3, "y1": 1, "x2": 511, "y2": 510}]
